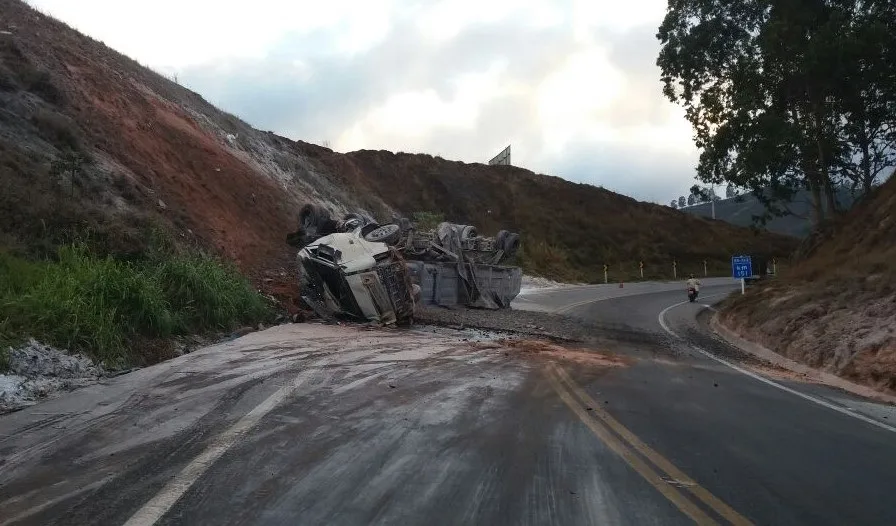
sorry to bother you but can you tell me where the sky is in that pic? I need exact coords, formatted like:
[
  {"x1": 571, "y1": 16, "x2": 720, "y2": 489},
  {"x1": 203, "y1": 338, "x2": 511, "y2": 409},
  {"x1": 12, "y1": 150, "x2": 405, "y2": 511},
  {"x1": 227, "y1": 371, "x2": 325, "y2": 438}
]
[{"x1": 26, "y1": 0, "x2": 701, "y2": 204}]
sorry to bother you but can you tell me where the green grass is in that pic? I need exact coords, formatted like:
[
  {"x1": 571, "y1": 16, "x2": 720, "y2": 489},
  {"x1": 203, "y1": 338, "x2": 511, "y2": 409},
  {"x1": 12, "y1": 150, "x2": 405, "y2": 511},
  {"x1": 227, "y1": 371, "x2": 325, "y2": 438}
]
[
  {"x1": 0, "y1": 346, "x2": 8, "y2": 373},
  {"x1": 412, "y1": 211, "x2": 445, "y2": 231},
  {"x1": 0, "y1": 244, "x2": 273, "y2": 368}
]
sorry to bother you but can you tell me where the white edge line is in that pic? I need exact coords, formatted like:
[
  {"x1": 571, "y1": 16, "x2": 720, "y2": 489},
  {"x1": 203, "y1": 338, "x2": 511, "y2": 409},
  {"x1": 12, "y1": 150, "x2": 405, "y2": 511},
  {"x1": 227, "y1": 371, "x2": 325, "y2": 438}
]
[
  {"x1": 122, "y1": 370, "x2": 312, "y2": 526},
  {"x1": 658, "y1": 298, "x2": 896, "y2": 435}
]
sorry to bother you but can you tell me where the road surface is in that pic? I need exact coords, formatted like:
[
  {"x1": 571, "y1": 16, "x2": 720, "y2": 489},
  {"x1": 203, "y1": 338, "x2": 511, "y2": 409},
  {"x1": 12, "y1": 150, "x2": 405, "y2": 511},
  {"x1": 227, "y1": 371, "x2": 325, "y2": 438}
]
[{"x1": 2, "y1": 280, "x2": 894, "y2": 525}]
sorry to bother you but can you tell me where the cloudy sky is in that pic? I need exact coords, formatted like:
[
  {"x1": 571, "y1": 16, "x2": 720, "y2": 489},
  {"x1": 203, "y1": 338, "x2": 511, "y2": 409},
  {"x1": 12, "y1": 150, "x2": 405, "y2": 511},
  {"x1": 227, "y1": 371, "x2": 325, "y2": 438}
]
[{"x1": 27, "y1": 0, "x2": 700, "y2": 203}]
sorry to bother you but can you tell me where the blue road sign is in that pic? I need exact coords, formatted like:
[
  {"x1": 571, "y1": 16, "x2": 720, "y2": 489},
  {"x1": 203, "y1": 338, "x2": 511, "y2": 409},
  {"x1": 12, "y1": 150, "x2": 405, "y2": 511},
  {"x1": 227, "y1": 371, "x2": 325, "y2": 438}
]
[{"x1": 732, "y1": 255, "x2": 753, "y2": 279}]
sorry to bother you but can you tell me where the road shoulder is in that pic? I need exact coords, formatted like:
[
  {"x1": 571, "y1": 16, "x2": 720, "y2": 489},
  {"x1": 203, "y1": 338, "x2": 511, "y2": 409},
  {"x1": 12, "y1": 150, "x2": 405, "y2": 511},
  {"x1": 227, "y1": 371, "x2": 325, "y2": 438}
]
[{"x1": 710, "y1": 313, "x2": 896, "y2": 406}]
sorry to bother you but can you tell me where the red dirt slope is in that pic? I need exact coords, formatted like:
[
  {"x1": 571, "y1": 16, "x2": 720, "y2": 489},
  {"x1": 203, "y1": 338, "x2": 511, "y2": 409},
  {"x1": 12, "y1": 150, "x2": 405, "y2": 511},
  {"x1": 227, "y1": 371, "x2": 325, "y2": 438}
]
[{"x1": 1, "y1": 0, "x2": 302, "y2": 272}]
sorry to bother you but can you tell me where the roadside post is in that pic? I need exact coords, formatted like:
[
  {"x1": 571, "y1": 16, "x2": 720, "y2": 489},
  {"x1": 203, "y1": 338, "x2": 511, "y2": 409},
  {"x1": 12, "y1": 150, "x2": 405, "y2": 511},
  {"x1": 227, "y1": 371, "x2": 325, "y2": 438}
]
[
  {"x1": 639, "y1": 261, "x2": 644, "y2": 279},
  {"x1": 673, "y1": 260, "x2": 677, "y2": 279},
  {"x1": 604, "y1": 264, "x2": 608, "y2": 284},
  {"x1": 703, "y1": 259, "x2": 708, "y2": 277},
  {"x1": 731, "y1": 255, "x2": 752, "y2": 295}
]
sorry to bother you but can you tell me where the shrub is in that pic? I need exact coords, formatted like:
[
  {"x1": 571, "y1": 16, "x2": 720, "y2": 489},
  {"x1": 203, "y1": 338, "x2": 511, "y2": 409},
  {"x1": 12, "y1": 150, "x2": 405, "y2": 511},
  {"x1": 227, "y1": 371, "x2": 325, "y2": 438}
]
[
  {"x1": 519, "y1": 241, "x2": 580, "y2": 282},
  {"x1": 31, "y1": 110, "x2": 82, "y2": 152},
  {"x1": 153, "y1": 253, "x2": 271, "y2": 332},
  {"x1": 25, "y1": 69, "x2": 65, "y2": 104},
  {"x1": 412, "y1": 211, "x2": 445, "y2": 231},
  {"x1": 0, "y1": 245, "x2": 273, "y2": 368}
]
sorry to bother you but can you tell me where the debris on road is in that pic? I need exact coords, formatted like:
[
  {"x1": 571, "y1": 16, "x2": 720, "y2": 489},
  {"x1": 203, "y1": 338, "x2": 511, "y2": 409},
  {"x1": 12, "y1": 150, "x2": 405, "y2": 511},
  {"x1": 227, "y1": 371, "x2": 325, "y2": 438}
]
[
  {"x1": 497, "y1": 339, "x2": 632, "y2": 368},
  {"x1": 287, "y1": 203, "x2": 523, "y2": 325},
  {"x1": 1, "y1": 339, "x2": 105, "y2": 414}
]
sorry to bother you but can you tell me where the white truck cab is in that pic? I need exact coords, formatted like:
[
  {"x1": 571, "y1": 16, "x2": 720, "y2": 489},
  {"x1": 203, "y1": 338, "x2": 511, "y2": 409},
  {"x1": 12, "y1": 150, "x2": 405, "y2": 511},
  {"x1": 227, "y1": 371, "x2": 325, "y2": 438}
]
[{"x1": 298, "y1": 228, "x2": 415, "y2": 325}]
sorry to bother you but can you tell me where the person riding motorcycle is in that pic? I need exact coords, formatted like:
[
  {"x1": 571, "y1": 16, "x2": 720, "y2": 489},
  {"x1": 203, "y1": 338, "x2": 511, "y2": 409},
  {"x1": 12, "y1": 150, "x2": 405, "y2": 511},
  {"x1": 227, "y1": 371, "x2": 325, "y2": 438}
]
[{"x1": 686, "y1": 274, "x2": 701, "y2": 301}]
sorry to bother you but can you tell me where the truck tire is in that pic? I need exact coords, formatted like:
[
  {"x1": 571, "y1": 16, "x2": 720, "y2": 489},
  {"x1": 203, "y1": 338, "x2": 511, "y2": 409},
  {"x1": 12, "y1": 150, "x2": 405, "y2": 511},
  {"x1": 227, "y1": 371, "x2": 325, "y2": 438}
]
[
  {"x1": 364, "y1": 223, "x2": 401, "y2": 245},
  {"x1": 495, "y1": 230, "x2": 509, "y2": 248},
  {"x1": 502, "y1": 232, "x2": 520, "y2": 257},
  {"x1": 460, "y1": 225, "x2": 478, "y2": 240},
  {"x1": 299, "y1": 204, "x2": 331, "y2": 230},
  {"x1": 360, "y1": 222, "x2": 381, "y2": 238}
]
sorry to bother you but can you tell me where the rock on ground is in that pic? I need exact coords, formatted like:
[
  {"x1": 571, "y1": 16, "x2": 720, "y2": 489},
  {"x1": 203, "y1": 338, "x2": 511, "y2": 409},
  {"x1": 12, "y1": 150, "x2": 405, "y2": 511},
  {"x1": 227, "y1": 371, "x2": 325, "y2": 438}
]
[
  {"x1": 0, "y1": 339, "x2": 105, "y2": 414},
  {"x1": 520, "y1": 275, "x2": 578, "y2": 292}
]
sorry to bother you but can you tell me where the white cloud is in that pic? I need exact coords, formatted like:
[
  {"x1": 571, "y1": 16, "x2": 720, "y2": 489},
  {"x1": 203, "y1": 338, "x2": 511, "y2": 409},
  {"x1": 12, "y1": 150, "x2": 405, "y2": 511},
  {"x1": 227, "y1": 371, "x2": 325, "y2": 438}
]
[
  {"x1": 535, "y1": 48, "x2": 625, "y2": 152},
  {"x1": 27, "y1": 0, "x2": 698, "y2": 202},
  {"x1": 27, "y1": 0, "x2": 396, "y2": 68}
]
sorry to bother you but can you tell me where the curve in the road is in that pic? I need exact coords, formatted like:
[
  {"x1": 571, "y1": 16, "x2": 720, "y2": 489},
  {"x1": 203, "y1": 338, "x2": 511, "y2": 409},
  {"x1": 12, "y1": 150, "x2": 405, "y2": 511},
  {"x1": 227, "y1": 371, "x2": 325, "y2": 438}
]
[{"x1": 657, "y1": 298, "x2": 896, "y2": 435}]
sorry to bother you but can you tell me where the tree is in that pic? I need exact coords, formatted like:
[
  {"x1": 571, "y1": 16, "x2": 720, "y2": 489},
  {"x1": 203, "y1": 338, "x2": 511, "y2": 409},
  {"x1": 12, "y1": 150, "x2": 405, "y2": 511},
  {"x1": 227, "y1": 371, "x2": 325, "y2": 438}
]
[
  {"x1": 657, "y1": 0, "x2": 896, "y2": 229},
  {"x1": 670, "y1": 200, "x2": 678, "y2": 209},
  {"x1": 687, "y1": 194, "x2": 697, "y2": 206},
  {"x1": 678, "y1": 196, "x2": 686, "y2": 208},
  {"x1": 690, "y1": 185, "x2": 713, "y2": 203},
  {"x1": 725, "y1": 185, "x2": 737, "y2": 199}
]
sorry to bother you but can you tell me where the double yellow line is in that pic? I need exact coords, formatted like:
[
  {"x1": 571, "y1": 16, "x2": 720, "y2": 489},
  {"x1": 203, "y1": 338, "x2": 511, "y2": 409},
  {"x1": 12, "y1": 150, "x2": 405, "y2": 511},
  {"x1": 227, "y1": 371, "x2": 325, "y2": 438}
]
[{"x1": 546, "y1": 363, "x2": 753, "y2": 526}]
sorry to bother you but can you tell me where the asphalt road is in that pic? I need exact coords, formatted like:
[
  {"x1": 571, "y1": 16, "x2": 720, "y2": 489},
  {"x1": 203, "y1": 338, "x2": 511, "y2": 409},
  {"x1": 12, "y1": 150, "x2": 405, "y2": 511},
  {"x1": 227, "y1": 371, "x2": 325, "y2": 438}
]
[{"x1": 2, "y1": 282, "x2": 895, "y2": 525}]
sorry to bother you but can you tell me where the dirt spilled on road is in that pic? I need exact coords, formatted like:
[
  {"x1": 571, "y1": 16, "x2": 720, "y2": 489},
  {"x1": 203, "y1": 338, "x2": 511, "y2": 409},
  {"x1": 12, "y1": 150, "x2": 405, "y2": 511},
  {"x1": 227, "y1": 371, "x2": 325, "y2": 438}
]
[{"x1": 485, "y1": 339, "x2": 633, "y2": 368}]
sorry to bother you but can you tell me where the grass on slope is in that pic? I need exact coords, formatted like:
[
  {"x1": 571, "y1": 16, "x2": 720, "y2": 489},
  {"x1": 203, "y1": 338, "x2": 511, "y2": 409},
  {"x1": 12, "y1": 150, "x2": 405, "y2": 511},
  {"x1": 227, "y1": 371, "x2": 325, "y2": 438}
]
[{"x1": 0, "y1": 244, "x2": 272, "y2": 369}]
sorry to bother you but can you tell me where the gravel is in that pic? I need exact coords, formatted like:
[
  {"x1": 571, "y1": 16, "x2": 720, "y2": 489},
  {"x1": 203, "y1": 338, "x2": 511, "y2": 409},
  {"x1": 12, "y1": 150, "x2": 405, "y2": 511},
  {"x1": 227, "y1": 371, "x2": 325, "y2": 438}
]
[
  {"x1": 415, "y1": 306, "x2": 668, "y2": 352},
  {"x1": 1, "y1": 339, "x2": 105, "y2": 414}
]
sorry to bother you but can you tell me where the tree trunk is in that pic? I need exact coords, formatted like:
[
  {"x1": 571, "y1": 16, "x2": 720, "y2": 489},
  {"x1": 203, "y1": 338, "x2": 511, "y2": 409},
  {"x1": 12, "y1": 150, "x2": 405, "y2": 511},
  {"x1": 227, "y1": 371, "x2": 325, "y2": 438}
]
[
  {"x1": 793, "y1": 105, "x2": 825, "y2": 227},
  {"x1": 814, "y1": 110, "x2": 837, "y2": 219},
  {"x1": 823, "y1": 173, "x2": 837, "y2": 217},
  {"x1": 859, "y1": 124, "x2": 873, "y2": 194},
  {"x1": 808, "y1": 178, "x2": 824, "y2": 225}
]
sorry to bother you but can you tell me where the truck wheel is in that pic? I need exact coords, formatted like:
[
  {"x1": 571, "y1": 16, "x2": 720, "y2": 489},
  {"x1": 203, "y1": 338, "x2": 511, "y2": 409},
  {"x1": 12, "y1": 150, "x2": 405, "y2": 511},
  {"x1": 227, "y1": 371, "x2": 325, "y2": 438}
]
[
  {"x1": 364, "y1": 223, "x2": 401, "y2": 244},
  {"x1": 299, "y1": 204, "x2": 331, "y2": 230},
  {"x1": 502, "y1": 232, "x2": 520, "y2": 257},
  {"x1": 460, "y1": 225, "x2": 478, "y2": 240},
  {"x1": 495, "y1": 230, "x2": 509, "y2": 248}
]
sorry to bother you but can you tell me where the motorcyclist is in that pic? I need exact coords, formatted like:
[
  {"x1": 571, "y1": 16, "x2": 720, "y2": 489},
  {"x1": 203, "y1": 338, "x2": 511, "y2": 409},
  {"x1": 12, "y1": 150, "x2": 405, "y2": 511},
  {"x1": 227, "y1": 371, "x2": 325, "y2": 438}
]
[{"x1": 686, "y1": 274, "x2": 701, "y2": 297}]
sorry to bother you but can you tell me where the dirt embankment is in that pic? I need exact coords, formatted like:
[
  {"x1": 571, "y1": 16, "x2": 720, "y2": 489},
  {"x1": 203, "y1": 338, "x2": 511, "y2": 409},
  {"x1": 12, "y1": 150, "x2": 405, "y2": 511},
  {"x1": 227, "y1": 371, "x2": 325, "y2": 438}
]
[{"x1": 719, "y1": 174, "x2": 896, "y2": 394}]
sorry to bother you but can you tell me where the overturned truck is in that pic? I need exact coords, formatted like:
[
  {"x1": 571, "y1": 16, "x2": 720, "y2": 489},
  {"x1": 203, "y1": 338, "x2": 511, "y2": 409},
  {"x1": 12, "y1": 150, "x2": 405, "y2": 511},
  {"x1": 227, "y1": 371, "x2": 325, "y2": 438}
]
[{"x1": 286, "y1": 204, "x2": 523, "y2": 324}]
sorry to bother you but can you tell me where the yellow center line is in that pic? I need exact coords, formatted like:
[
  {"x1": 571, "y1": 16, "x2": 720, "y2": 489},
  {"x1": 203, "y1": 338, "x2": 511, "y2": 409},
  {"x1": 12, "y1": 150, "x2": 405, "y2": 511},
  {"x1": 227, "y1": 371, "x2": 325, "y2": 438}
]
[
  {"x1": 551, "y1": 364, "x2": 753, "y2": 526},
  {"x1": 546, "y1": 368, "x2": 719, "y2": 526}
]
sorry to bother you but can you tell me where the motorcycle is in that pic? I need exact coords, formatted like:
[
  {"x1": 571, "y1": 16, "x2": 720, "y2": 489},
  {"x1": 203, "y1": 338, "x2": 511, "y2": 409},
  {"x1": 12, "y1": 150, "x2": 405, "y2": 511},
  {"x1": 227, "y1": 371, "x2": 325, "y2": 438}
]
[{"x1": 687, "y1": 287, "x2": 698, "y2": 303}]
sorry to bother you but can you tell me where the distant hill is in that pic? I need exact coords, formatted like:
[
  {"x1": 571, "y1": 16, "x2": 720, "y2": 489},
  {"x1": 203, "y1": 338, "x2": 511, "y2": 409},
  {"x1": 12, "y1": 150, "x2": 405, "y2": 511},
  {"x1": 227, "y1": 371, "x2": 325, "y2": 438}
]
[{"x1": 679, "y1": 189, "x2": 858, "y2": 238}]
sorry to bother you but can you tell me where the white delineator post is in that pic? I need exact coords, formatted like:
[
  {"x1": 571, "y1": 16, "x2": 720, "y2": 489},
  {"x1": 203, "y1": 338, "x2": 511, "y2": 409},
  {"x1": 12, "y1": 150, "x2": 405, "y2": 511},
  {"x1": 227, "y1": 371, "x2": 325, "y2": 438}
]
[{"x1": 741, "y1": 278, "x2": 745, "y2": 295}]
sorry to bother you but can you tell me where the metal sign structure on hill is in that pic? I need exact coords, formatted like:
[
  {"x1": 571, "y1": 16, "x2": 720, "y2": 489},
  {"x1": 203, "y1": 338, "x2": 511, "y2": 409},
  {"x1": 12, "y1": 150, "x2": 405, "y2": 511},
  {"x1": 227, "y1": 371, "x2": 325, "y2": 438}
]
[
  {"x1": 732, "y1": 255, "x2": 752, "y2": 294},
  {"x1": 488, "y1": 145, "x2": 511, "y2": 166}
]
